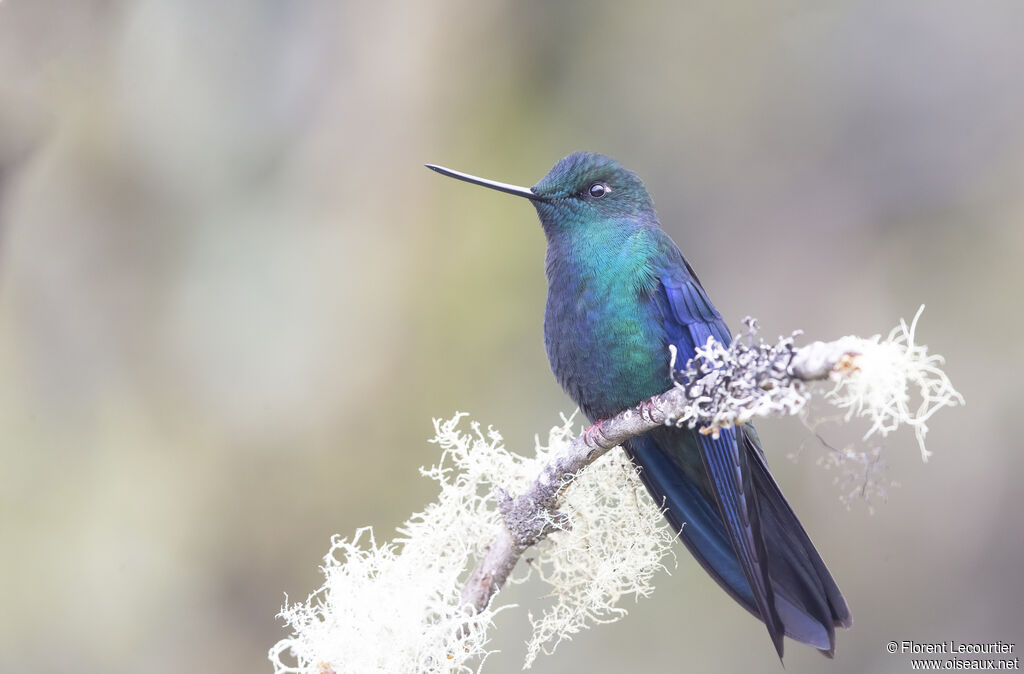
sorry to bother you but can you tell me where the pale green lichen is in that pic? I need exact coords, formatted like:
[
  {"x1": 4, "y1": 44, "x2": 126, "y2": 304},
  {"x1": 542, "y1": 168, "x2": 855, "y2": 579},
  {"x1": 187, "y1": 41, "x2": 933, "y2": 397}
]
[
  {"x1": 826, "y1": 305, "x2": 964, "y2": 462},
  {"x1": 269, "y1": 414, "x2": 673, "y2": 673},
  {"x1": 524, "y1": 421, "x2": 674, "y2": 667}
]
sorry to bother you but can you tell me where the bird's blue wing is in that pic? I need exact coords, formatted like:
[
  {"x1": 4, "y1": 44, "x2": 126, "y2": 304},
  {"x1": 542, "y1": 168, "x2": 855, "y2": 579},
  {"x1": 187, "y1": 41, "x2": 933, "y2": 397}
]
[
  {"x1": 650, "y1": 258, "x2": 786, "y2": 656},
  {"x1": 638, "y1": 245, "x2": 849, "y2": 656},
  {"x1": 656, "y1": 271, "x2": 732, "y2": 355}
]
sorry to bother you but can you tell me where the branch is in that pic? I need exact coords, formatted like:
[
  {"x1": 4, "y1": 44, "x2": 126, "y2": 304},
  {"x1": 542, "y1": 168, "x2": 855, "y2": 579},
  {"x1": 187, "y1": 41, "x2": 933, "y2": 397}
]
[
  {"x1": 458, "y1": 327, "x2": 868, "y2": 616},
  {"x1": 271, "y1": 308, "x2": 963, "y2": 673}
]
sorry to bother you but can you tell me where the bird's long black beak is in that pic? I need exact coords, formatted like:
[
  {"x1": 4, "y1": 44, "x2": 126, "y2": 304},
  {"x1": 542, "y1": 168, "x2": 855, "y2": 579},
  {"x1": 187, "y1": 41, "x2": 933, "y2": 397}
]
[{"x1": 425, "y1": 164, "x2": 543, "y2": 201}]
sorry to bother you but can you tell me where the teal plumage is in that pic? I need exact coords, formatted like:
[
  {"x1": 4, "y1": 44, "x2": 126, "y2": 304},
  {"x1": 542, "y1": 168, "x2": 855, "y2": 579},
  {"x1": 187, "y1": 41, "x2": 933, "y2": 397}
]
[{"x1": 428, "y1": 152, "x2": 852, "y2": 658}]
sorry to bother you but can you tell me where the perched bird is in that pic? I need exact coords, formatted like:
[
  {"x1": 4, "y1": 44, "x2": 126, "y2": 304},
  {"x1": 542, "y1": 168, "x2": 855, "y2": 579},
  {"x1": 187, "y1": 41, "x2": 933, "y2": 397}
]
[{"x1": 427, "y1": 152, "x2": 852, "y2": 658}]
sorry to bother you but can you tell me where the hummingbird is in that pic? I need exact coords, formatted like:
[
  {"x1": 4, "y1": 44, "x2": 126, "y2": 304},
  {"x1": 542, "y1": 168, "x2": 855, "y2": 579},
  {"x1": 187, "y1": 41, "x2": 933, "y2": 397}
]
[{"x1": 426, "y1": 152, "x2": 852, "y2": 658}]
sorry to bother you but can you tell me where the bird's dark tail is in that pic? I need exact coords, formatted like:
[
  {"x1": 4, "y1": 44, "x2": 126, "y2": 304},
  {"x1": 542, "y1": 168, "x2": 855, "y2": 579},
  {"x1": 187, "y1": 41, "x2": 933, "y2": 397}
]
[{"x1": 624, "y1": 425, "x2": 852, "y2": 658}]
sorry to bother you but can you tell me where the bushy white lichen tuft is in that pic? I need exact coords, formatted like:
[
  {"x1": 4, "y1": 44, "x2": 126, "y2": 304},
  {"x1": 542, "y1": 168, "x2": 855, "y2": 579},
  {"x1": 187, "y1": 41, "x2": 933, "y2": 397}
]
[
  {"x1": 269, "y1": 414, "x2": 673, "y2": 673},
  {"x1": 825, "y1": 306, "x2": 964, "y2": 462},
  {"x1": 269, "y1": 415, "x2": 510, "y2": 674},
  {"x1": 523, "y1": 419, "x2": 675, "y2": 668},
  {"x1": 669, "y1": 307, "x2": 962, "y2": 463}
]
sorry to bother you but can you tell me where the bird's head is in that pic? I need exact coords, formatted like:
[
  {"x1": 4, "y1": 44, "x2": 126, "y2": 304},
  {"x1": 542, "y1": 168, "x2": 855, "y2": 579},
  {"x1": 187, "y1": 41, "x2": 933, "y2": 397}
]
[{"x1": 427, "y1": 152, "x2": 658, "y2": 241}]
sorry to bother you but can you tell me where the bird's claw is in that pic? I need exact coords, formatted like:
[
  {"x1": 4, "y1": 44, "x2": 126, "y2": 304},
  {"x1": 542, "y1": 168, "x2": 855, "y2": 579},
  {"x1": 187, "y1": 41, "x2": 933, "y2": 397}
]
[
  {"x1": 583, "y1": 419, "x2": 607, "y2": 448},
  {"x1": 638, "y1": 399, "x2": 658, "y2": 423}
]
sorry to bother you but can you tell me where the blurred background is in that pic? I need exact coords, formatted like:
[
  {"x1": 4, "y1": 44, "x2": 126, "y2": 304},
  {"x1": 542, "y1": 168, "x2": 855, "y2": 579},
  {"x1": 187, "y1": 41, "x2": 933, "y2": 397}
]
[{"x1": 1, "y1": 1, "x2": 1021, "y2": 672}]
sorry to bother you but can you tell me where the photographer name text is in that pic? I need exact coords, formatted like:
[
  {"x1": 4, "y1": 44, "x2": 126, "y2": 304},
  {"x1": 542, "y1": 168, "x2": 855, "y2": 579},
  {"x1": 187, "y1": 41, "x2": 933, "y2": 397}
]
[{"x1": 900, "y1": 641, "x2": 1015, "y2": 655}]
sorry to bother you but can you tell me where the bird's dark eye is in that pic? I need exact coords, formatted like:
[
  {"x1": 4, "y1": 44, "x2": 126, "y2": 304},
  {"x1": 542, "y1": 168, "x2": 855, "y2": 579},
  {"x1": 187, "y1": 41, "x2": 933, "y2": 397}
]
[{"x1": 588, "y1": 182, "x2": 610, "y2": 199}]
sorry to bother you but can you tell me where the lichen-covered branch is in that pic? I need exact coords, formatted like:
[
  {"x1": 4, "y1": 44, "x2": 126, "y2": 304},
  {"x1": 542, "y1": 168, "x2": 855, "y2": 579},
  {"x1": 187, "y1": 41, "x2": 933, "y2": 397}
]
[
  {"x1": 458, "y1": 322, "x2": 877, "y2": 618},
  {"x1": 459, "y1": 309, "x2": 963, "y2": 624},
  {"x1": 271, "y1": 309, "x2": 963, "y2": 673}
]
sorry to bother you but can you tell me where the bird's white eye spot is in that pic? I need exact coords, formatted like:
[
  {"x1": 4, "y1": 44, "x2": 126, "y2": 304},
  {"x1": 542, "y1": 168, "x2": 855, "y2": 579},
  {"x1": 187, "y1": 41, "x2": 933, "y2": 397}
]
[{"x1": 588, "y1": 182, "x2": 611, "y2": 199}]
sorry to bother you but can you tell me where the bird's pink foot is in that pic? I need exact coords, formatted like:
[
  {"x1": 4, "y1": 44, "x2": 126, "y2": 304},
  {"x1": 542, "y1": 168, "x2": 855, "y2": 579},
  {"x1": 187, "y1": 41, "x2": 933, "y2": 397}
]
[
  {"x1": 638, "y1": 399, "x2": 658, "y2": 423},
  {"x1": 583, "y1": 419, "x2": 608, "y2": 447}
]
